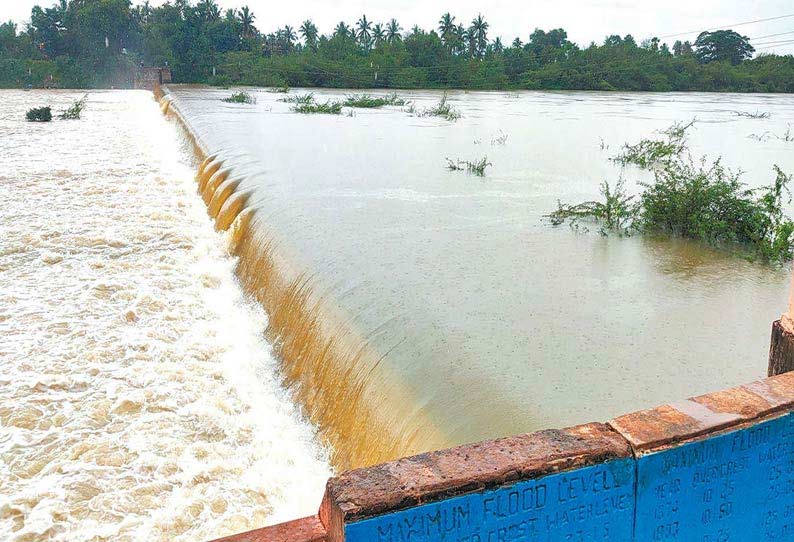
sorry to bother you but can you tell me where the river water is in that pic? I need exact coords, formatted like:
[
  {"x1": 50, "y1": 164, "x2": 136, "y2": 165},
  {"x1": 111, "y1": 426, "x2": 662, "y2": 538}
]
[
  {"x1": 0, "y1": 90, "x2": 330, "y2": 542},
  {"x1": 167, "y1": 87, "x2": 794, "y2": 469}
]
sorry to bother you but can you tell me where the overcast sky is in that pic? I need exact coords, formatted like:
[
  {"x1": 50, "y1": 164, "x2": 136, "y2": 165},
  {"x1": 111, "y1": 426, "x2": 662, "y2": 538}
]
[{"x1": 3, "y1": 0, "x2": 794, "y2": 55}]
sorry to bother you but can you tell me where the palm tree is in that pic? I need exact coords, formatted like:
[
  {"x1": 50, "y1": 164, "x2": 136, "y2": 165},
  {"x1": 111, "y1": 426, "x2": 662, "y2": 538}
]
[
  {"x1": 334, "y1": 21, "x2": 350, "y2": 38},
  {"x1": 492, "y1": 37, "x2": 504, "y2": 53},
  {"x1": 386, "y1": 19, "x2": 402, "y2": 43},
  {"x1": 372, "y1": 23, "x2": 386, "y2": 46},
  {"x1": 469, "y1": 14, "x2": 489, "y2": 58},
  {"x1": 512, "y1": 37, "x2": 523, "y2": 49},
  {"x1": 438, "y1": 13, "x2": 456, "y2": 49},
  {"x1": 356, "y1": 14, "x2": 372, "y2": 48},
  {"x1": 282, "y1": 25, "x2": 297, "y2": 47},
  {"x1": 455, "y1": 24, "x2": 467, "y2": 56},
  {"x1": 196, "y1": 0, "x2": 220, "y2": 22},
  {"x1": 238, "y1": 5, "x2": 255, "y2": 39},
  {"x1": 300, "y1": 20, "x2": 319, "y2": 50}
]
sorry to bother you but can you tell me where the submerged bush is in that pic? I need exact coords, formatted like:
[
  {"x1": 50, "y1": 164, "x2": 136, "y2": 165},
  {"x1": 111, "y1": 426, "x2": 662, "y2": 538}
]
[
  {"x1": 640, "y1": 160, "x2": 794, "y2": 262},
  {"x1": 446, "y1": 157, "x2": 492, "y2": 177},
  {"x1": 422, "y1": 93, "x2": 461, "y2": 121},
  {"x1": 222, "y1": 91, "x2": 256, "y2": 104},
  {"x1": 344, "y1": 93, "x2": 406, "y2": 108},
  {"x1": 267, "y1": 84, "x2": 290, "y2": 93},
  {"x1": 549, "y1": 121, "x2": 794, "y2": 263},
  {"x1": 292, "y1": 100, "x2": 343, "y2": 114},
  {"x1": 547, "y1": 179, "x2": 636, "y2": 235},
  {"x1": 280, "y1": 93, "x2": 314, "y2": 104},
  {"x1": 612, "y1": 120, "x2": 694, "y2": 169},
  {"x1": 26, "y1": 106, "x2": 52, "y2": 122},
  {"x1": 59, "y1": 94, "x2": 87, "y2": 120}
]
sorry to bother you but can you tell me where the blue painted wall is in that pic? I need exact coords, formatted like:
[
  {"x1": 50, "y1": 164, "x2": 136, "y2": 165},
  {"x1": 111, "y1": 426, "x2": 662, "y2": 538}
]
[
  {"x1": 343, "y1": 414, "x2": 794, "y2": 542},
  {"x1": 635, "y1": 413, "x2": 794, "y2": 542},
  {"x1": 345, "y1": 459, "x2": 636, "y2": 542}
]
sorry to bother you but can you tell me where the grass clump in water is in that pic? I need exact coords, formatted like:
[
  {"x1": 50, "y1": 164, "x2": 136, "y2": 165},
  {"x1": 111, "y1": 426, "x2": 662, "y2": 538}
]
[
  {"x1": 292, "y1": 100, "x2": 343, "y2": 115},
  {"x1": 344, "y1": 93, "x2": 407, "y2": 108},
  {"x1": 446, "y1": 157, "x2": 492, "y2": 177},
  {"x1": 422, "y1": 93, "x2": 461, "y2": 121},
  {"x1": 59, "y1": 94, "x2": 87, "y2": 120},
  {"x1": 612, "y1": 119, "x2": 694, "y2": 169},
  {"x1": 267, "y1": 84, "x2": 290, "y2": 94},
  {"x1": 280, "y1": 93, "x2": 314, "y2": 104},
  {"x1": 222, "y1": 91, "x2": 256, "y2": 104},
  {"x1": 26, "y1": 106, "x2": 52, "y2": 122},
  {"x1": 735, "y1": 110, "x2": 771, "y2": 119}
]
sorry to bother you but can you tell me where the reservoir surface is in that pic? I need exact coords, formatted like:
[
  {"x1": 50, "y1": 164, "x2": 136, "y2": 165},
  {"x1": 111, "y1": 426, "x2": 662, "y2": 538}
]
[{"x1": 168, "y1": 86, "x2": 794, "y2": 467}]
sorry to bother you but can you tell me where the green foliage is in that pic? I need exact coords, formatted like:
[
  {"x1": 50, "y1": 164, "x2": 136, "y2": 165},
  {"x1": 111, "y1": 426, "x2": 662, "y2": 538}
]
[
  {"x1": 59, "y1": 94, "x2": 87, "y2": 119},
  {"x1": 546, "y1": 179, "x2": 636, "y2": 235},
  {"x1": 222, "y1": 90, "x2": 256, "y2": 104},
  {"x1": 612, "y1": 120, "x2": 695, "y2": 169},
  {"x1": 267, "y1": 84, "x2": 290, "y2": 93},
  {"x1": 639, "y1": 159, "x2": 793, "y2": 262},
  {"x1": 280, "y1": 93, "x2": 314, "y2": 104},
  {"x1": 26, "y1": 106, "x2": 52, "y2": 122},
  {"x1": 421, "y1": 93, "x2": 461, "y2": 121},
  {"x1": 550, "y1": 124, "x2": 794, "y2": 263},
  {"x1": 292, "y1": 100, "x2": 343, "y2": 114},
  {"x1": 446, "y1": 157, "x2": 492, "y2": 176},
  {"x1": 343, "y1": 93, "x2": 406, "y2": 108},
  {"x1": 694, "y1": 30, "x2": 754, "y2": 65},
  {"x1": 3, "y1": 3, "x2": 794, "y2": 91}
]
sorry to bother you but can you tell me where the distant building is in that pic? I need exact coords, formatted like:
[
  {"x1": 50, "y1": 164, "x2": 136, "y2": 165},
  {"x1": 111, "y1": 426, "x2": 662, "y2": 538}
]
[{"x1": 134, "y1": 67, "x2": 173, "y2": 90}]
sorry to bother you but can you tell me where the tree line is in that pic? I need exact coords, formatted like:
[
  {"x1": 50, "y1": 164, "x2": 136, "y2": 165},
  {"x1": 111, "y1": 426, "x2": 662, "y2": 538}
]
[{"x1": 1, "y1": 0, "x2": 793, "y2": 92}]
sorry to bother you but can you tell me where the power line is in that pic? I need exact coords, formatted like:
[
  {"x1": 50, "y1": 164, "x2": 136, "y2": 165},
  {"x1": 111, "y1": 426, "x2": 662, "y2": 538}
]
[
  {"x1": 658, "y1": 13, "x2": 794, "y2": 39},
  {"x1": 748, "y1": 30, "x2": 794, "y2": 40}
]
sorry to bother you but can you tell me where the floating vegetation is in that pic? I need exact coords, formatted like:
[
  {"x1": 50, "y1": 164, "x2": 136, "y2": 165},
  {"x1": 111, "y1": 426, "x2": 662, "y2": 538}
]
[
  {"x1": 267, "y1": 84, "x2": 290, "y2": 94},
  {"x1": 612, "y1": 119, "x2": 695, "y2": 169},
  {"x1": 735, "y1": 110, "x2": 771, "y2": 119},
  {"x1": 421, "y1": 93, "x2": 461, "y2": 121},
  {"x1": 59, "y1": 94, "x2": 87, "y2": 120},
  {"x1": 222, "y1": 91, "x2": 256, "y2": 104},
  {"x1": 749, "y1": 124, "x2": 793, "y2": 143},
  {"x1": 292, "y1": 100, "x2": 343, "y2": 115},
  {"x1": 280, "y1": 93, "x2": 315, "y2": 104},
  {"x1": 491, "y1": 130, "x2": 508, "y2": 146},
  {"x1": 26, "y1": 106, "x2": 52, "y2": 122},
  {"x1": 446, "y1": 157, "x2": 492, "y2": 177},
  {"x1": 550, "y1": 122, "x2": 794, "y2": 263},
  {"x1": 344, "y1": 93, "x2": 407, "y2": 108},
  {"x1": 546, "y1": 179, "x2": 635, "y2": 235}
]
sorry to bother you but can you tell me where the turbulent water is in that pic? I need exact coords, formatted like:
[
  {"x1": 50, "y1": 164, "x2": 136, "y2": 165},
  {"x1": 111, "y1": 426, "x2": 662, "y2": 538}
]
[
  {"x1": 0, "y1": 91, "x2": 331, "y2": 542},
  {"x1": 168, "y1": 87, "x2": 794, "y2": 469}
]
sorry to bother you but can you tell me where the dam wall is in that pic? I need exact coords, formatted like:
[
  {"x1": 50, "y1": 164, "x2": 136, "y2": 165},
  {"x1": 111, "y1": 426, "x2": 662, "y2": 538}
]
[{"x1": 214, "y1": 370, "x2": 794, "y2": 542}]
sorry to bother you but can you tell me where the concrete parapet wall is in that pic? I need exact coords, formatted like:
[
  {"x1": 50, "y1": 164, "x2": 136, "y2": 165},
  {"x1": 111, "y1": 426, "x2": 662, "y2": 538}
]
[{"x1": 212, "y1": 372, "x2": 794, "y2": 542}]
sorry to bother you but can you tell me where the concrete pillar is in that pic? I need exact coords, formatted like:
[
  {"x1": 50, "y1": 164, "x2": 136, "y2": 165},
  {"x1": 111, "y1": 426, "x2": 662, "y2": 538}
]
[{"x1": 769, "y1": 267, "x2": 794, "y2": 377}]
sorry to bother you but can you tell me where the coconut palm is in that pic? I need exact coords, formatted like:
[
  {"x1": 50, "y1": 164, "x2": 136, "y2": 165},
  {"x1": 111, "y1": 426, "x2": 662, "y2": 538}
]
[
  {"x1": 455, "y1": 24, "x2": 467, "y2": 56},
  {"x1": 196, "y1": 0, "x2": 220, "y2": 22},
  {"x1": 334, "y1": 21, "x2": 350, "y2": 38},
  {"x1": 469, "y1": 14, "x2": 489, "y2": 57},
  {"x1": 372, "y1": 23, "x2": 386, "y2": 46},
  {"x1": 386, "y1": 19, "x2": 402, "y2": 43},
  {"x1": 356, "y1": 14, "x2": 372, "y2": 48},
  {"x1": 238, "y1": 5, "x2": 255, "y2": 38},
  {"x1": 300, "y1": 20, "x2": 319, "y2": 50},
  {"x1": 438, "y1": 13, "x2": 456, "y2": 49}
]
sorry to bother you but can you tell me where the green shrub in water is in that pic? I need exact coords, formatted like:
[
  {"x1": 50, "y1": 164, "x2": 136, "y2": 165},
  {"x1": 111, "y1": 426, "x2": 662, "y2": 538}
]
[
  {"x1": 292, "y1": 100, "x2": 343, "y2": 114},
  {"x1": 548, "y1": 121, "x2": 794, "y2": 263},
  {"x1": 26, "y1": 106, "x2": 52, "y2": 122},
  {"x1": 344, "y1": 93, "x2": 407, "y2": 108},
  {"x1": 59, "y1": 94, "x2": 87, "y2": 120},
  {"x1": 222, "y1": 91, "x2": 256, "y2": 104}
]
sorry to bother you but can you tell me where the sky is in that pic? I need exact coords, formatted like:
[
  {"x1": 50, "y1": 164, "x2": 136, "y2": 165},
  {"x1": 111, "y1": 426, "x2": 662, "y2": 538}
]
[{"x1": 3, "y1": 0, "x2": 794, "y2": 55}]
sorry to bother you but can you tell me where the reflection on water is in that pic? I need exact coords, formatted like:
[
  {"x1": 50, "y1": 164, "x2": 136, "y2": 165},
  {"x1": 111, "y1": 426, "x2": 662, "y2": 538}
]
[
  {"x1": 0, "y1": 90, "x2": 330, "y2": 542},
  {"x1": 168, "y1": 87, "x2": 793, "y2": 469}
]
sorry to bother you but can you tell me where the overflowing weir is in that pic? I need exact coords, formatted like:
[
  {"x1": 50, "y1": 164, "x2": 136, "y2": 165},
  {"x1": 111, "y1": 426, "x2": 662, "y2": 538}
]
[{"x1": 156, "y1": 86, "x2": 794, "y2": 472}]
